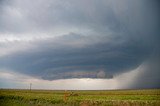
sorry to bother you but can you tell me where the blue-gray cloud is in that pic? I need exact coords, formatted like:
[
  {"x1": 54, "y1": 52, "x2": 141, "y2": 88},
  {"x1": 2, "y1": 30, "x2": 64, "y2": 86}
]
[
  {"x1": 0, "y1": 33, "x2": 154, "y2": 80},
  {"x1": 0, "y1": 0, "x2": 159, "y2": 88}
]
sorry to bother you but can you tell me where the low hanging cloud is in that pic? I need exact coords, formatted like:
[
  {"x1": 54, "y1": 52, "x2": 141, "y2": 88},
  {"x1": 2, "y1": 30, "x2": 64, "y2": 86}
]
[
  {"x1": 0, "y1": 0, "x2": 160, "y2": 89},
  {"x1": 0, "y1": 33, "x2": 155, "y2": 80}
]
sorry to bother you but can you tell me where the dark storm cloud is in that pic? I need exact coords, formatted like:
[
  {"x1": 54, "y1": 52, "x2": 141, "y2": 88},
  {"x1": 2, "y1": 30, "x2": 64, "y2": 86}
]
[
  {"x1": 0, "y1": 33, "x2": 152, "y2": 80},
  {"x1": 0, "y1": 0, "x2": 159, "y2": 88},
  {"x1": 0, "y1": 0, "x2": 158, "y2": 35}
]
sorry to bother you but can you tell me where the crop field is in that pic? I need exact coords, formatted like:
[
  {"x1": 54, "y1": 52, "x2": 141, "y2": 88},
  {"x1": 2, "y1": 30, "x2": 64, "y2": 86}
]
[{"x1": 0, "y1": 89, "x2": 160, "y2": 106}]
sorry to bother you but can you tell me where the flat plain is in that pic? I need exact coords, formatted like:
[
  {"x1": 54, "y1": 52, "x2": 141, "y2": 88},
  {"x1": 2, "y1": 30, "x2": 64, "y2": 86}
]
[{"x1": 0, "y1": 89, "x2": 160, "y2": 106}]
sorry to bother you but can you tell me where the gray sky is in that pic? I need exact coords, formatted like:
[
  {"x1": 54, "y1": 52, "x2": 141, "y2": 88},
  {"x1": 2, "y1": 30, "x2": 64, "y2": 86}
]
[{"x1": 0, "y1": 0, "x2": 159, "y2": 90}]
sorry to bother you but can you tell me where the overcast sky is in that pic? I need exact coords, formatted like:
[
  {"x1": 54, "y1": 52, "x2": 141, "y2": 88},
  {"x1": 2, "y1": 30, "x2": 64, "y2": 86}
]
[{"x1": 0, "y1": 0, "x2": 159, "y2": 90}]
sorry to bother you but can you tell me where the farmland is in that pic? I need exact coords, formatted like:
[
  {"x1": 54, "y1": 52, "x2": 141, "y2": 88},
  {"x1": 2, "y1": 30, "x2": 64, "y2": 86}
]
[{"x1": 0, "y1": 89, "x2": 160, "y2": 106}]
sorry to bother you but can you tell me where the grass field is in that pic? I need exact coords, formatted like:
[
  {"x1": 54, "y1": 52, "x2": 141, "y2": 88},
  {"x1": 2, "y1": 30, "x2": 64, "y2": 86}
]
[{"x1": 0, "y1": 89, "x2": 160, "y2": 106}]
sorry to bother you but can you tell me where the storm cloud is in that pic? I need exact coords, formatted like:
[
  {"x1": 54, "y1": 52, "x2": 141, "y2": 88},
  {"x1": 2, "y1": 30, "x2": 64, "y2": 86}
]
[{"x1": 0, "y1": 0, "x2": 159, "y2": 89}]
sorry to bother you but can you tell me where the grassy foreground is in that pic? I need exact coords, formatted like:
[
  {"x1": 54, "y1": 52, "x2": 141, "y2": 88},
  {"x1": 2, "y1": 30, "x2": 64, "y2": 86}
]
[{"x1": 0, "y1": 89, "x2": 160, "y2": 106}]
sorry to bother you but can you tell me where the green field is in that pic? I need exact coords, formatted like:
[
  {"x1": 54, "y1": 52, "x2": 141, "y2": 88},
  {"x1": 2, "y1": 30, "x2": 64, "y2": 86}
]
[{"x1": 0, "y1": 89, "x2": 160, "y2": 106}]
